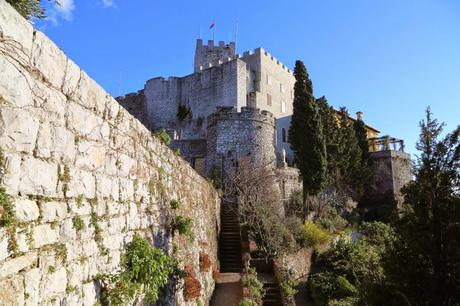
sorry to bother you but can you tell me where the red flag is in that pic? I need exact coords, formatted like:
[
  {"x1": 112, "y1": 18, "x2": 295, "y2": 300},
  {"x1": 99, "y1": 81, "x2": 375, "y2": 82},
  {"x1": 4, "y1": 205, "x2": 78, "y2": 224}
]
[{"x1": 209, "y1": 20, "x2": 215, "y2": 29}]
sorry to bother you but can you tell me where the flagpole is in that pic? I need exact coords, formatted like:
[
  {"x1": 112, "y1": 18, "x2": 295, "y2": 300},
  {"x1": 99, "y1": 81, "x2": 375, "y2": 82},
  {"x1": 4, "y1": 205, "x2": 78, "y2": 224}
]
[{"x1": 235, "y1": 18, "x2": 239, "y2": 50}]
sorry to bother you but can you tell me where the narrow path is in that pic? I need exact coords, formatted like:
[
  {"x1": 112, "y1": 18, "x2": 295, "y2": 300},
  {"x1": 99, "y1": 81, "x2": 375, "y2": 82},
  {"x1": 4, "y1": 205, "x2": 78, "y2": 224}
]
[{"x1": 211, "y1": 273, "x2": 243, "y2": 306}]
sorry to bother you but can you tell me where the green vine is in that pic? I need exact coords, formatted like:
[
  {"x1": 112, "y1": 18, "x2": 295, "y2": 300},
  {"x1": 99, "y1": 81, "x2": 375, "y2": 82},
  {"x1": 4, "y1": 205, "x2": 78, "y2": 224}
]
[
  {"x1": 95, "y1": 234, "x2": 182, "y2": 305},
  {"x1": 0, "y1": 148, "x2": 18, "y2": 256},
  {"x1": 154, "y1": 129, "x2": 171, "y2": 146},
  {"x1": 172, "y1": 215, "x2": 194, "y2": 240}
]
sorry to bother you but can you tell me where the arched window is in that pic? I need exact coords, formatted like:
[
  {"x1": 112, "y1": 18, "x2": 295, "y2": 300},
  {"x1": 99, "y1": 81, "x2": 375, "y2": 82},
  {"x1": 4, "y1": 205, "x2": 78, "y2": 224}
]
[{"x1": 282, "y1": 128, "x2": 286, "y2": 143}]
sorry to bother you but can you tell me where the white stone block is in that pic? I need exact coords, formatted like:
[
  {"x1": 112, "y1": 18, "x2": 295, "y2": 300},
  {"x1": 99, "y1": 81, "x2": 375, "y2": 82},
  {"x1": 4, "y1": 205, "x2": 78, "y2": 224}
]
[
  {"x1": 0, "y1": 107, "x2": 39, "y2": 153},
  {"x1": 82, "y1": 240, "x2": 99, "y2": 256},
  {"x1": 41, "y1": 267, "x2": 67, "y2": 296},
  {"x1": 14, "y1": 198, "x2": 39, "y2": 222},
  {"x1": 0, "y1": 228, "x2": 9, "y2": 261},
  {"x1": 32, "y1": 224, "x2": 58, "y2": 248},
  {"x1": 60, "y1": 218, "x2": 77, "y2": 242},
  {"x1": 67, "y1": 168, "x2": 95, "y2": 198},
  {"x1": 96, "y1": 175, "x2": 118, "y2": 201},
  {"x1": 66, "y1": 102, "x2": 110, "y2": 142},
  {"x1": 62, "y1": 58, "x2": 81, "y2": 97},
  {"x1": 82, "y1": 282, "x2": 97, "y2": 306},
  {"x1": 0, "y1": 56, "x2": 33, "y2": 108},
  {"x1": 41, "y1": 201, "x2": 67, "y2": 222},
  {"x1": 75, "y1": 141, "x2": 106, "y2": 172},
  {"x1": 35, "y1": 123, "x2": 53, "y2": 158},
  {"x1": 53, "y1": 126, "x2": 75, "y2": 163},
  {"x1": 119, "y1": 178, "x2": 134, "y2": 202},
  {"x1": 24, "y1": 268, "x2": 40, "y2": 306},
  {"x1": 117, "y1": 154, "x2": 136, "y2": 178},
  {"x1": 31, "y1": 31, "x2": 67, "y2": 89},
  {"x1": 1, "y1": 152, "x2": 21, "y2": 195},
  {"x1": 19, "y1": 157, "x2": 58, "y2": 197},
  {"x1": 0, "y1": 252, "x2": 37, "y2": 278}
]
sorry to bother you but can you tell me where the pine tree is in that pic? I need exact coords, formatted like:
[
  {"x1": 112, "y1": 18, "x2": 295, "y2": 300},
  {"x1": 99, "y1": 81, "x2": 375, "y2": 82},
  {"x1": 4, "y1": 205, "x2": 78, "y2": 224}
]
[
  {"x1": 336, "y1": 108, "x2": 369, "y2": 198},
  {"x1": 288, "y1": 60, "x2": 327, "y2": 218},
  {"x1": 386, "y1": 108, "x2": 460, "y2": 305}
]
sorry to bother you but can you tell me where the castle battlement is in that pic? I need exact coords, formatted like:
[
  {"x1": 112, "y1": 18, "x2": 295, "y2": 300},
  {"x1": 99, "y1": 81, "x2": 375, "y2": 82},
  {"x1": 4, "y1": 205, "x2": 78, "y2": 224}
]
[{"x1": 207, "y1": 106, "x2": 275, "y2": 127}]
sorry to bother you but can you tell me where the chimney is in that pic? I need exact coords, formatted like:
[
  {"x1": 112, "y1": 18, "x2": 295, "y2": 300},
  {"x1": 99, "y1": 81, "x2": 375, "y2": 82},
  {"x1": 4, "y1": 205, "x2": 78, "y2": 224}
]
[{"x1": 356, "y1": 111, "x2": 363, "y2": 121}]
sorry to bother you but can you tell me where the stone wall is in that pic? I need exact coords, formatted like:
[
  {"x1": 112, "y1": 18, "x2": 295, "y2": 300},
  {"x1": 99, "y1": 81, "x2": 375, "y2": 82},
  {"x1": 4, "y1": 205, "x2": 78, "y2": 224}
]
[
  {"x1": 369, "y1": 150, "x2": 412, "y2": 205},
  {"x1": 276, "y1": 167, "x2": 301, "y2": 202},
  {"x1": 0, "y1": 2, "x2": 220, "y2": 305}
]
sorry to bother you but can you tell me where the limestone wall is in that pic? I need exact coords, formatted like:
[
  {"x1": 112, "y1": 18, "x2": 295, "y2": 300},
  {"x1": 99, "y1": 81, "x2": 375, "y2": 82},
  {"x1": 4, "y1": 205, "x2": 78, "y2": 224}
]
[{"x1": 0, "y1": 2, "x2": 220, "y2": 305}]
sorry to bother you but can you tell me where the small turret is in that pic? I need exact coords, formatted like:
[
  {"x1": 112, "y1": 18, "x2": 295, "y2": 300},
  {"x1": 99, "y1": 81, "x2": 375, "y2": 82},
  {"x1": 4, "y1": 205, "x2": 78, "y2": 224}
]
[{"x1": 194, "y1": 39, "x2": 236, "y2": 72}]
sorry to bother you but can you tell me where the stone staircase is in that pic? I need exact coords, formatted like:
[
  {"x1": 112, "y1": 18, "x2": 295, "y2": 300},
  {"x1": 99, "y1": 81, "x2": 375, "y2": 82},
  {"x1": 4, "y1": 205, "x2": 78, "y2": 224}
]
[
  {"x1": 219, "y1": 199, "x2": 243, "y2": 273},
  {"x1": 250, "y1": 259, "x2": 283, "y2": 306},
  {"x1": 262, "y1": 282, "x2": 283, "y2": 306}
]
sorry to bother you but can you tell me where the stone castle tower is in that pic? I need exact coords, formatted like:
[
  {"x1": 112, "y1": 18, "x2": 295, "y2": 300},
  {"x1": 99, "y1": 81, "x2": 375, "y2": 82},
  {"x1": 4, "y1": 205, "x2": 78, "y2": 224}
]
[{"x1": 117, "y1": 39, "x2": 410, "y2": 204}]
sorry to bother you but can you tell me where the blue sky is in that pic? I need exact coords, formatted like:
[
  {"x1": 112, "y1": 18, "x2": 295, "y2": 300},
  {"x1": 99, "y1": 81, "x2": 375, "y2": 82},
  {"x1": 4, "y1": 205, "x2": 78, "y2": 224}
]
[{"x1": 36, "y1": 0, "x2": 460, "y2": 156}]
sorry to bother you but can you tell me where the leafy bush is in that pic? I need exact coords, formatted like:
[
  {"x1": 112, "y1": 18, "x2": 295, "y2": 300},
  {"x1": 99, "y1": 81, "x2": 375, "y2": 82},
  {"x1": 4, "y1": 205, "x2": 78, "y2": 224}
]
[
  {"x1": 96, "y1": 234, "x2": 180, "y2": 305},
  {"x1": 154, "y1": 129, "x2": 171, "y2": 145},
  {"x1": 301, "y1": 221, "x2": 331, "y2": 247},
  {"x1": 172, "y1": 216, "x2": 194, "y2": 240},
  {"x1": 280, "y1": 279, "x2": 299, "y2": 298},
  {"x1": 309, "y1": 222, "x2": 397, "y2": 306},
  {"x1": 242, "y1": 268, "x2": 265, "y2": 302}
]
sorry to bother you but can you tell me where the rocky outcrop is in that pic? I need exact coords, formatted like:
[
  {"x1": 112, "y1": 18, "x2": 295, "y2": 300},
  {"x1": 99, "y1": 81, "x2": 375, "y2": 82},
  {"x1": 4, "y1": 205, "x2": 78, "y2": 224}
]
[{"x1": 0, "y1": 1, "x2": 220, "y2": 305}]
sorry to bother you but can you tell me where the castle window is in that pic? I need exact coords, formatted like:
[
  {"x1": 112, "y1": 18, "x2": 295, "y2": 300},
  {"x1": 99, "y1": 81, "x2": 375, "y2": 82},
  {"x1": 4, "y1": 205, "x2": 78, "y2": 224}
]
[
  {"x1": 282, "y1": 128, "x2": 287, "y2": 143},
  {"x1": 280, "y1": 83, "x2": 285, "y2": 93},
  {"x1": 267, "y1": 94, "x2": 272, "y2": 106},
  {"x1": 266, "y1": 74, "x2": 272, "y2": 85},
  {"x1": 281, "y1": 100, "x2": 285, "y2": 113}
]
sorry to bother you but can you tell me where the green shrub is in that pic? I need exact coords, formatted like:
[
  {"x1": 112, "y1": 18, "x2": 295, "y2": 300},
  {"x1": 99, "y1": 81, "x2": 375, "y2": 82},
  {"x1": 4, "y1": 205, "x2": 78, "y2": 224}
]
[
  {"x1": 96, "y1": 234, "x2": 181, "y2": 305},
  {"x1": 280, "y1": 279, "x2": 299, "y2": 298},
  {"x1": 154, "y1": 129, "x2": 171, "y2": 145},
  {"x1": 72, "y1": 216, "x2": 85, "y2": 231},
  {"x1": 173, "y1": 216, "x2": 194, "y2": 240},
  {"x1": 301, "y1": 221, "x2": 331, "y2": 247},
  {"x1": 170, "y1": 200, "x2": 181, "y2": 210},
  {"x1": 242, "y1": 268, "x2": 265, "y2": 301},
  {"x1": 0, "y1": 187, "x2": 15, "y2": 227},
  {"x1": 239, "y1": 299, "x2": 258, "y2": 306}
]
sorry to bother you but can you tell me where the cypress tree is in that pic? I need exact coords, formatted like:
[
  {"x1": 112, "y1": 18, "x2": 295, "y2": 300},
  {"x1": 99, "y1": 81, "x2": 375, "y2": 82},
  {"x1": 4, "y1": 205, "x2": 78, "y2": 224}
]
[
  {"x1": 353, "y1": 114, "x2": 370, "y2": 162},
  {"x1": 288, "y1": 60, "x2": 327, "y2": 218}
]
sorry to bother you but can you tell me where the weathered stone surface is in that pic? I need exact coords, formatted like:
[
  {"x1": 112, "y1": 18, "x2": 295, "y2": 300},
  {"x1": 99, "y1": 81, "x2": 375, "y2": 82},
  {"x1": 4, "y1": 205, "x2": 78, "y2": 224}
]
[
  {"x1": 67, "y1": 102, "x2": 110, "y2": 142},
  {"x1": 41, "y1": 267, "x2": 67, "y2": 296},
  {"x1": 76, "y1": 141, "x2": 106, "y2": 172},
  {"x1": 1, "y1": 152, "x2": 21, "y2": 195},
  {"x1": 24, "y1": 268, "x2": 41, "y2": 306},
  {"x1": 14, "y1": 199, "x2": 40, "y2": 222},
  {"x1": 0, "y1": 107, "x2": 39, "y2": 153},
  {"x1": 82, "y1": 282, "x2": 98, "y2": 306},
  {"x1": 31, "y1": 30, "x2": 67, "y2": 89},
  {"x1": 66, "y1": 168, "x2": 95, "y2": 198},
  {"x1": 40, "y1": 201, "x2": 67, "y2": 222},
  {"x1": 0, "y1": 228, "x2": 9, "y2": 261},
  {"x1": 0, "y1": 274, "x2": 25, "y2": 306},
  {"x1": 96, "y1": 175, "x2": 119, "y2": 201},
  {"x1": 0, "y1": 4, "x2": 221, "y2": 305},
  {"x1": 32, "y1": 224, "x2": 59, "y2": 248},
  {"x1": 0, "y1": 253, "x2": 37, "y2": 278},
  {"x1": 0, "y1": 56, "x2": 33, "y2": 108},
  {"x1": 19, "y1": 157, "x2": 58, "y2": 196},
  {"x1": 53, "y1": 126, "x2": 75, "y2": 162}
]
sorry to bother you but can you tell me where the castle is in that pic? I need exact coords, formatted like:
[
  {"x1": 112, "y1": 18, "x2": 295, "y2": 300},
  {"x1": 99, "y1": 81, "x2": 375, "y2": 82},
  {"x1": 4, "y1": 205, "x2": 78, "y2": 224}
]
[{"x1": 117, "y1": 39, "x2": 409, "y2": 202}]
